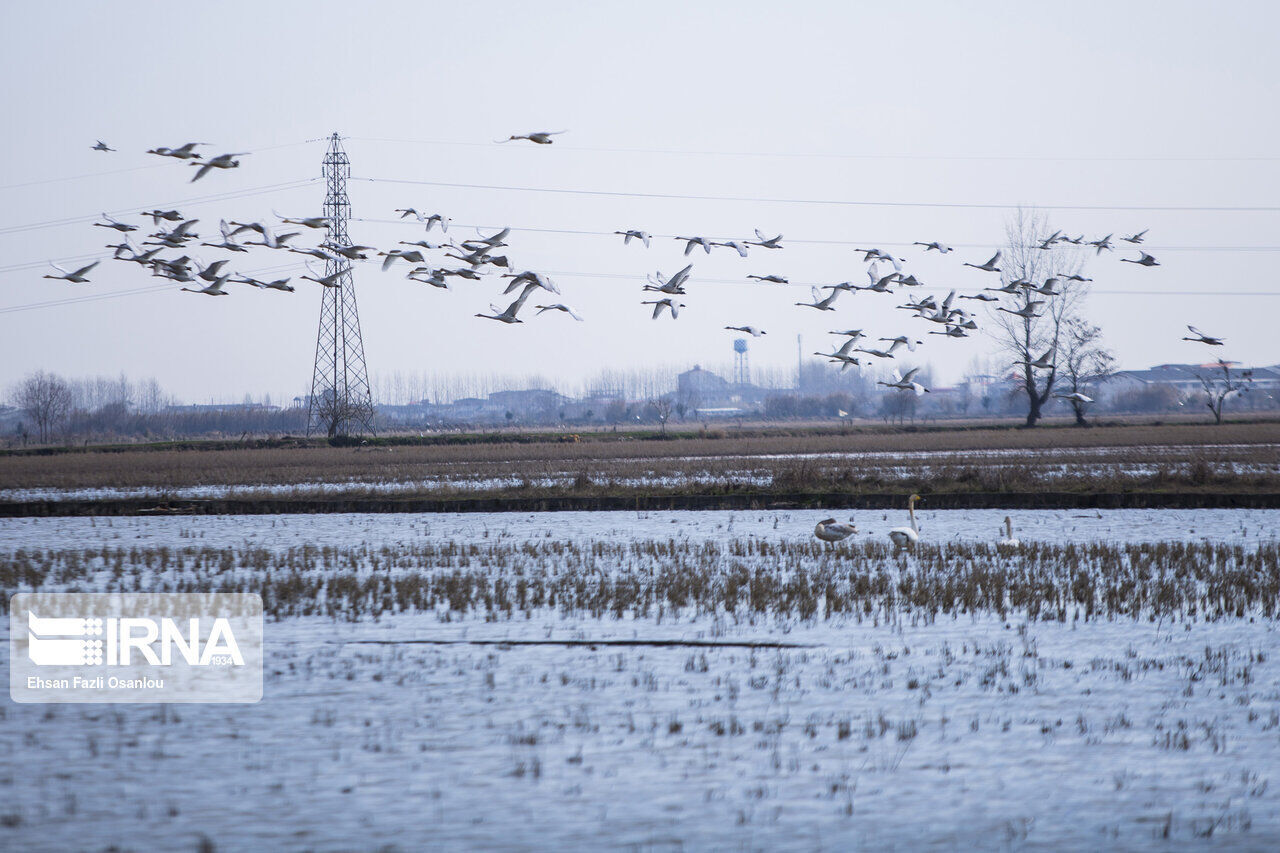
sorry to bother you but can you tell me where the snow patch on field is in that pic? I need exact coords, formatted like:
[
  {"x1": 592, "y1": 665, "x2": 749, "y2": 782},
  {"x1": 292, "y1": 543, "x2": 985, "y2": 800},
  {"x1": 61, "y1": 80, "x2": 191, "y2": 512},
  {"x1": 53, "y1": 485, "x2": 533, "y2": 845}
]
[{"x1": 0, "y1": 508, "x2": 1275, "y2": 552}]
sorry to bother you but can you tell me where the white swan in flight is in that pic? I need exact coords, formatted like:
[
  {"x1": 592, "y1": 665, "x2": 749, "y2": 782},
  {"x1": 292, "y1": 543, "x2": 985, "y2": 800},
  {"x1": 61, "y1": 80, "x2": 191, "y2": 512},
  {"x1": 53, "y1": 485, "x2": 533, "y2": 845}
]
[
  {"x1": 675, "y1": 236, "x2": 713, "y2": 256},
  {"x1": 301, "y1": 265, "x2": 343, "y2": 288},
  {"x1": 535, "y1": 304, "x2": 584, "y2": 321},
  {"x1": 502, "y1": 271, "x2": 559, "y2": 295},
  {"x1": 235, "y1": 276, "x2": 295, "y2": 292},
  {"x1": 146, "y1": 142, "x2": 206, "y2": 160},
  {"x1": 477, "y1": 283, "x2": 538, "y2": 324},
  {"x1": 815, "y1": 338, "x2": 861, "y2": 371},
  {"x1": 856, "y1": 339, "x2": 912, "y2": 359},
  {"x1": 963, "y1": 251, "x2": 1002, "y2": 273},
  {"x1": 468, "y1": 227, "x2": 510, "y2": 249},
  {"x1": 199, "y1": 220, "x2": 249, "y2": 253},
  {"x1": 399, "y1": 238, "x2": 447, "y2": 251},
  {"x1": 407, "y1": 268, "x2": 451, "y2": 289},
  {"x1": 1182, "y1": 325, "x2": 1223, "y2": 346},
  {"x1": 644, "y1": 264, "x2": 692, "y2": 294},
  {"x1": 878, "y1": 335, "x2": 921, "y2": 352},
  {"x1": 746, "y1": 230, "x2": 783, "y2": 249},
  {"x1": 996, "y1": 301, "x2": 1044, "y2": 320},
  {"x1": 274, "y1": 211, "x2": 331, "y2": 230},
  {"x1": 1015, "y1": 347, "x2": 1056, "y2": 370},
  {"x1": 94, "y1": 213, "x2": 137, "y2": 233},
  {"x1": 725, "y1": 325, "x2": 766, "y2": 337},
  {"x1": 245, "y1": 225, "x2": 299, "y2": 249},
  {"x1": 1119, "y1": 251, "x2": 1159, "y2": 267},
  {"x1": 795, "y1": 286, "x2": 841, "y2": 311},
  {"x1": 142, "y1": 209, "x2": 183, "y2": 224},
  {"x1": 193, "y1": 258, "x2": 230, "y2": 283},
  {"x1": 378, "y1": 249, "x2": 426, "y2": 271},
  {"x1": 643, "y1": 298, "x2": 685, "y2": 320},
  {"x1": 181, "y1": 276, "x2": 231, "y2": 296},
  {"x1": 43, "y1": 261, "x2": 100, "y2": 283},
  {"x1": 888, "y1": 494, "x2": 921, "y2": 550},
  {"x1": 712, "y1": 240, "x2": 750, "y2": 257},
  {"x1": 877, "y1": 367, "x2": 929, "y2": 396},
  {"x1": 189, "y1": 152, "x2": 246, "y2": 182},
  {"x1": 615, "y1": 230, "x2": 651, "y2": 248},
  {"x1": 497, "y1": 131, "x2": 566, "y2": 144}
]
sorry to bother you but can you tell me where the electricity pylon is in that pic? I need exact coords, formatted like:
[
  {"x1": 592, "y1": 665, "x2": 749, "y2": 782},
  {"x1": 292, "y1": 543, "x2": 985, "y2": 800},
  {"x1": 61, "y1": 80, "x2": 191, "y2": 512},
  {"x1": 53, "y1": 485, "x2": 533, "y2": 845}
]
[{"x1": 306, "y1": 133, "x2": 375, "y2": 438}]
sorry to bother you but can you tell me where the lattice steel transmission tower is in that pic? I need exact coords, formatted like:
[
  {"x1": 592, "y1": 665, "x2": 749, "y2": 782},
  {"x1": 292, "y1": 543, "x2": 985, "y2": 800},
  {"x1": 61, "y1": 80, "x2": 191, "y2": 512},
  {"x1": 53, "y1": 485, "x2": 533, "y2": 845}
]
[{"x1": 306, "y1": 133, "x2": 375, "y2": 438}]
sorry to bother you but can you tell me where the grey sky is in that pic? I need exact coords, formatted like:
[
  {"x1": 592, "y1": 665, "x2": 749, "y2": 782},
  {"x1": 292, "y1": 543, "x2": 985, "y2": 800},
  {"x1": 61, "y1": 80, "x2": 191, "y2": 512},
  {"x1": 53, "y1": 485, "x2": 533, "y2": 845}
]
[{"x1": 2, "y1": 0, "x2": 1277, "y2": 402}]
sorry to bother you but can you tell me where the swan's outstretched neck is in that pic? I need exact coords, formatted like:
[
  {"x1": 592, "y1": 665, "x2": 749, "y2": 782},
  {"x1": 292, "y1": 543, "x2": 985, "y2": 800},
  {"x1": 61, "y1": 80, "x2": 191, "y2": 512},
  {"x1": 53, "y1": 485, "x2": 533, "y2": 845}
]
[
  {"x1": 909, "y1": 496, "x2": 918, "y2": 533},
  {"x1": 1005, "y1": 517, "x2": 1013, "y2": 539}
]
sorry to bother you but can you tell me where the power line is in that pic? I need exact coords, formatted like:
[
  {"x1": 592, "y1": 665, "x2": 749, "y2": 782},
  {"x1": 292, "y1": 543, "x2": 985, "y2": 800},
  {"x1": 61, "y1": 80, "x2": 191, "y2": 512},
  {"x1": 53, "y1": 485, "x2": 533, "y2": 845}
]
[
  {"x1": 353, "y1": 176, "x2": 1280, "y2": 213},
  {"x1": 0, "y1": 178, "x2": 322, "y2": 237},
  {"x1": 346, "y1": 135, "x2": 1280, "y2": 164},
  {"x1": 5, "y1": 252, "x2": 1275, "y2": 316},
  {"x1": 0, "y1": 252, "x2": 103, "y2": 276},
  {"x1": 343, "y1": 256, "x2": 1275, "y2": 297},
  {"x1": 0, "y1": 283, "x2": 177, "y2": 315},
  {"x1": 0, "y1": 260, "x2": 307, "y2": 315},
  {"x1": 526, "y1": 269, "x2": 1280, "y2": 298},
  {"x1": 0, "y1": 138, "x2": 323, "y2": 193},
  {"x1": 351, "y1": 216, "x2": 1280, "y2": 253}
]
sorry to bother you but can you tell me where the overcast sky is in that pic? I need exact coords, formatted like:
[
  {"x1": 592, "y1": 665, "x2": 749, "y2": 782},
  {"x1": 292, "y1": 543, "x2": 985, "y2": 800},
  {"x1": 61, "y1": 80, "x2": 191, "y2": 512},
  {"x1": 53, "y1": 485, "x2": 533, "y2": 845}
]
[{"x1": 2, "y1": 0, "x2": 1277, "y2": 403}]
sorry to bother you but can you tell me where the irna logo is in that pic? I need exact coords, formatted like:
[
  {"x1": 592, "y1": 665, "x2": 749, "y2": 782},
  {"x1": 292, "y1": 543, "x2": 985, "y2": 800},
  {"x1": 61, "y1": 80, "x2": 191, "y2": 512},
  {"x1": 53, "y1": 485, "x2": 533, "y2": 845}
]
[
  {"x1": 11, "y1": 593, "x2": 262, "y2": 704},
  {"x1": 26, "y1": 611, "x2": 245, "y2": 668}
]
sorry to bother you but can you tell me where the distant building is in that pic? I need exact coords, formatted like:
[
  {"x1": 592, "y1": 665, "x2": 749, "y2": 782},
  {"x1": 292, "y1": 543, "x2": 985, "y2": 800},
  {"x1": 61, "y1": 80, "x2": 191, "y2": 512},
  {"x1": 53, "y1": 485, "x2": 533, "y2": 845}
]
[
  {"x1": 164, "y1": 403, "x2": 281, "y2": 413},
  {"x1": 677, "y1": 366, "x2": 729, "y2": 403},
  {"x1": 382, "y1": 388, "x2": 572, "y2": 425},
  {"x1": 486, "y1": 389, "x2": 569, "y2": 417},
  {"x1": 676, "y1": 365, "x2": 768, "y2": 410},
  {"x1": 1099, "y1": 362, "x2": 1280, "y2": 410}
]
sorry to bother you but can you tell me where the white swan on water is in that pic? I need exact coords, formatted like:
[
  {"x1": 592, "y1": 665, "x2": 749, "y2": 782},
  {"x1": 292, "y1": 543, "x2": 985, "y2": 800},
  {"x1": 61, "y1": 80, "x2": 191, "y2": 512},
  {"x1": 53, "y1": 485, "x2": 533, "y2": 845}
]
[{"x1": 888, "y1": 494, "x2": 921, "y2": 549}]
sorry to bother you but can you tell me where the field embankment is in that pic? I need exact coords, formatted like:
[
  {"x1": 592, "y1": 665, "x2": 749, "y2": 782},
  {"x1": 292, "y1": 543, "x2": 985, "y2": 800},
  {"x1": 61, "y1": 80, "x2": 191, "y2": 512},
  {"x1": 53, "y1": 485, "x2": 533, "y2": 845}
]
[{"x1": 2, "y1": 420, "x2": 1277, "y2": 516}]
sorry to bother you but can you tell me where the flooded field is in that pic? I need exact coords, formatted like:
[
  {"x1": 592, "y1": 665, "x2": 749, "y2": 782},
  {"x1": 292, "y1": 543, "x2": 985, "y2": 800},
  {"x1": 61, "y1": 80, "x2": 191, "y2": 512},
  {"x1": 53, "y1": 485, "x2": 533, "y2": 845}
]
[{"x1": 2, "y1": 510, "x2": 1278, "y2": 849}]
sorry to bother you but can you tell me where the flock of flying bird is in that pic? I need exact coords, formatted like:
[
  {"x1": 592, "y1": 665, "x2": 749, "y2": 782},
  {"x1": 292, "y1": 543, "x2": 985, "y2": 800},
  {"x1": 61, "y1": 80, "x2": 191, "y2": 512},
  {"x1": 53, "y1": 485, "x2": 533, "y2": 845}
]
[
  {"x1": 49, "y1": 132, "x2": 1214, "y2": 401},
  {"x1": 62, "y1": 133, "x2": 1243, "y2": 553},
  {"x1": 594, "y1": 225, "x2": 1163, "y2": 398}
]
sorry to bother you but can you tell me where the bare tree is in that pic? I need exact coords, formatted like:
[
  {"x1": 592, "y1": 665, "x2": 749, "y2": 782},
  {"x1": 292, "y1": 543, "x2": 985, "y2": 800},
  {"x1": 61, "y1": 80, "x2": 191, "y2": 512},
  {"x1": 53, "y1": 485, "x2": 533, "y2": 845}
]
[
  {"x1": 1057, "y1": 318, "x2": 1115, "y2": 426},
  {"x1": 137, "y1": 377, "x2": 169, "y2": 414},
  {"x1": 12, "y1": 370, "x2": 73, "y2": 443},
  {"x1": 1198, "y1": 360, "x2": 1252, "y2": 424},
  {"x1": 987, "y1": 209, "x2": 1091, "y2": 427},
  {"x1": 648, "y1": 398, "x2": 673, "y2": 435}
]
